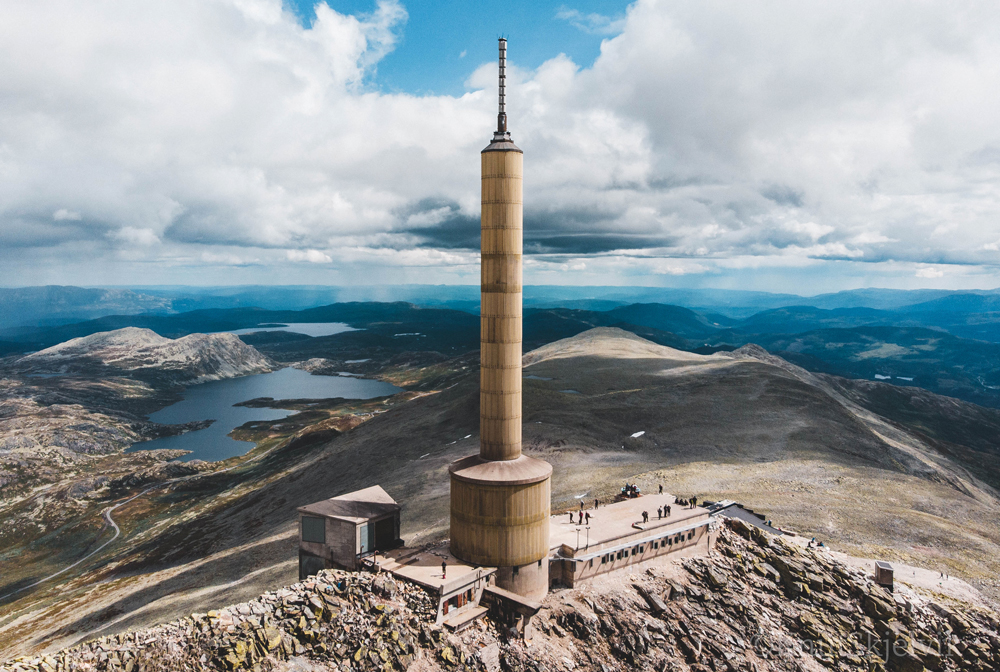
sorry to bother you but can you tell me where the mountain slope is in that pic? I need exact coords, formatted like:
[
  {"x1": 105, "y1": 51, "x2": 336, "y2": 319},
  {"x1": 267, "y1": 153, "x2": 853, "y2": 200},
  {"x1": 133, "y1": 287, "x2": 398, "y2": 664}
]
[
  {"x1": 17, "y1": 327, "x2": 272, "y2": 384},
  {"x1": 2, "y1": 328, "x2": 999, "y2": 658}
]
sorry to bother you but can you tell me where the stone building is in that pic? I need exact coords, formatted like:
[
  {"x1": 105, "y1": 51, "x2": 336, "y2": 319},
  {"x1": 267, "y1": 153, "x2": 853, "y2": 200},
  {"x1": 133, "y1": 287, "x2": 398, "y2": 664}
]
[{"x1": 297, "y1": 485, "x2": 401, "y2": 579}]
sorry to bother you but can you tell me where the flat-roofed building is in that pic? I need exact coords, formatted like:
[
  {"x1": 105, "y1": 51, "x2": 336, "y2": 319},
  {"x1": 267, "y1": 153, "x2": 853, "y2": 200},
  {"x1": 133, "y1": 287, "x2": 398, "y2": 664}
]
[
  {"x1": 549, "y1": 494, "x2": 714, "y2": 588},
  {"x1": 376, "y1": 544, "x2": 496, "y2": 628},
  {"x1": 297, "y1": 485, "x2": 401, "y2": 579}
]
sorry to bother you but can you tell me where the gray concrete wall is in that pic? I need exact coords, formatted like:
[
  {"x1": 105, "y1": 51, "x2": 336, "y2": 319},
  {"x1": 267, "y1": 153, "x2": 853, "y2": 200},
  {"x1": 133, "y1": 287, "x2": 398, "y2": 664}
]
[
  {"x1": 297, "y1": 515, "x2": 358, "y2": 571},
  {"x1": 494, "y1": 557, "x2": 548, "y2": 601}
]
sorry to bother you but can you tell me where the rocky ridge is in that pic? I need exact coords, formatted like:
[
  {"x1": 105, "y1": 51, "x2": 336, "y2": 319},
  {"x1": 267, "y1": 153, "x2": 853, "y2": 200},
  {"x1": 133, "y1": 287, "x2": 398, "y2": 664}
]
[
  {"x1": 16, "y1": 328, "x2": 272, "y2": 384},
  {"x1": 3, "y1": 522, "x2": 998, "y2": 672}
]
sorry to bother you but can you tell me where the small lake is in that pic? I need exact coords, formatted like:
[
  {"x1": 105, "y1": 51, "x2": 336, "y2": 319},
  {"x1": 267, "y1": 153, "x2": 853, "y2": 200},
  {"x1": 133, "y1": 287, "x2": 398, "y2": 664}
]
[
  {"x1": 128, "y1": 367, "x2": 400, "y2": 462},
  {"x1": 225, "y1": 322, "x2": 357, "y2": 338}
]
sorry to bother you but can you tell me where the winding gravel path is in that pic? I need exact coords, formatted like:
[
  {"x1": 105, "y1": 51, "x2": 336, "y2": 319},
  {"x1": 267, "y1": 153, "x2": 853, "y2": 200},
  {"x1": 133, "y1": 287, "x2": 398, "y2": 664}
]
[{"x1": 0, "y1": 440, "x2": 284, "y2": 602}]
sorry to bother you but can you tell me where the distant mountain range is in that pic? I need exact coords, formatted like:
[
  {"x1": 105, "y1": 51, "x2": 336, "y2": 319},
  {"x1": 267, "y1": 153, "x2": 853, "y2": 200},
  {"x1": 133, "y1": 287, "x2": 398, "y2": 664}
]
[
  {"x1": 3, "y1": 285, "x2": 1000, "y2": 407},
  {"x1": 4, "y1": 283, "x2": 1000, "y2": 329}
]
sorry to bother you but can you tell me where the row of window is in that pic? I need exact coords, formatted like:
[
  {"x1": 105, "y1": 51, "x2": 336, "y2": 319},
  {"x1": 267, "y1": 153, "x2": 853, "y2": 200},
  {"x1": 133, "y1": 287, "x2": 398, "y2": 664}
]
[{"x1": 597, "y1": 529, "x2": 697, "y2": 565}]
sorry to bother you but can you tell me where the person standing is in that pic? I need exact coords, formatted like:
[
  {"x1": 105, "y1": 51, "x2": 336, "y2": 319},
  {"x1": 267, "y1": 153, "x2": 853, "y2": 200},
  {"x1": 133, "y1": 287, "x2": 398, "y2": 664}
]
[
  {"x1": 442, "y1": 561, "x2": 447, "y2": 579},
  {"x1": 594, "y1": 498, "x2": 599, "y2": 510},
  {"x1": 657, "y1": 506, "x2": 662, "y2": 519},
  {"x1": 659, "y1": 484, "x2": 663, "y2": 494}
]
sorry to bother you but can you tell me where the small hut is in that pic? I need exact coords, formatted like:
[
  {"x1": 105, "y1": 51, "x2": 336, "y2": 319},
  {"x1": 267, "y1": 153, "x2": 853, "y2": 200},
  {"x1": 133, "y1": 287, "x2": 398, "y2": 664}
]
[
  {"x1": 297, "y1": 485, "x2": 401, "y2": 579},
  {"x1": 875, "y1": 561, "x2": 894, "y2": 592}
]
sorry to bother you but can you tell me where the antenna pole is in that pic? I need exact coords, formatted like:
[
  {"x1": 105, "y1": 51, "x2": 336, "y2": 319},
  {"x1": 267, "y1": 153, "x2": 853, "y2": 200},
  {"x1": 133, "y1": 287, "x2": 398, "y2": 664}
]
[
  {"x1": 497, "y1": 38, "x2": 507, "y2": 134},
  {"x1": 494, "y1": 38, "x2": 511, "y2": 141}
]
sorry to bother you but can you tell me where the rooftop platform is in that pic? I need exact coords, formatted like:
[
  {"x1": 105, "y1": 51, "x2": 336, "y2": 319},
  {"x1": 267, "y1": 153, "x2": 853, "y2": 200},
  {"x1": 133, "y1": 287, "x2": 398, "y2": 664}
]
[
  {"x1": 550, "y1": 493, "x2": 710, "y2": 557},
  {"x1": 375, "y1": 543, "x2": 495, "y2": 595}
]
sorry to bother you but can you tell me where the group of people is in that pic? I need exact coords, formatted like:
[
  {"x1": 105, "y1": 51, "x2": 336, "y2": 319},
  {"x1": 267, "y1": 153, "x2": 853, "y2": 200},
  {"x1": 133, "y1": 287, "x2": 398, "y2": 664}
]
[
  {"x1": 674, "y1": 496, "x2": 697, "y2": 509},
  {"x1": 620, "y1": 483, "x2": 641, "y2": 498},
  {"x1": 568, "y1": 485, "x2": 702, "y2": 527},
  {"x1": 640, "y1": 504, "x2": 675, "y2": 524},
  {"x1": 567, "y1": 499, "x2": 595, "y2": 525}
]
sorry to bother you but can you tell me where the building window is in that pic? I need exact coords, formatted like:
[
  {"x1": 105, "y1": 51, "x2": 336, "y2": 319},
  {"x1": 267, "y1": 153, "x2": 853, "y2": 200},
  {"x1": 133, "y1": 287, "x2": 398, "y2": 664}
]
[
  {"x1": 589, "y1": 559, "x2": 593, "y2": 568},
  {"x1": 301, "y1": 516, "x2": 326, "y2": 544},
  {"x1": 538, "y1": 559, "x2": 543, "y2": 567},
  {"x1": 601, "y1": 555, "x2": 607, "y2": 564},
  {"x1": 513, "y1": 565, "x2": 520, "y2": 576}
]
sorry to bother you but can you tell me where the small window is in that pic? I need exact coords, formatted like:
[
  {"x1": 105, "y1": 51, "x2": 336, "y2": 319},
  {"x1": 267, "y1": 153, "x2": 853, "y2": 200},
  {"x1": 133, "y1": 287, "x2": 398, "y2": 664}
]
[
  {"x1": 301, "y1": 516, "x2": 326, "y2": 544},
  {"x1": 513, "y1": 565, "x2": 520, "y2": 576},
  {"x1": 601, "y1": 555, "x2": 607, "y2": 564},
  {"x1": 688, "y1": 531, "x2": 694, "y2": 540},
  {"x1": 589, "y1": 559, "x2": 593, "y2": 568},
  {"x1": 639, "y1": 546, "x2": 645, "y2": 553},
  {"x1": 538, "y1": 559, "x2": 543, "y2": 567}
]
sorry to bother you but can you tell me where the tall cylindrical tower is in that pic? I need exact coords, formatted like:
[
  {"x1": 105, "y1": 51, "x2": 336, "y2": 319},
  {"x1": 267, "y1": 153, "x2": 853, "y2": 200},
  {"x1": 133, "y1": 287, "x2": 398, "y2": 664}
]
[{"x1": 450, "y1": 38, "x2": 552, "y2": 601}]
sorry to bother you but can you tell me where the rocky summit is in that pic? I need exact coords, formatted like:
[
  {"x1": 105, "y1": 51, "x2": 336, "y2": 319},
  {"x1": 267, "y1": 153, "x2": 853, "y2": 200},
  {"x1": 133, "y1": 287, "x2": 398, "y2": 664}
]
[{"x1": 3, "y1": 521, "x2": 997, "y2": 672}]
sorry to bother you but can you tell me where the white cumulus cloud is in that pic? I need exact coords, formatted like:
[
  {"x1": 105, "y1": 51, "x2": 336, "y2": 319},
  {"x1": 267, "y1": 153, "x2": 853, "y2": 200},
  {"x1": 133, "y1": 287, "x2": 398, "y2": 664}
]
[
  {"x1": 287, "y1": 249, "x2": 333, "y2": 263},
  {"x1": 1, "y1": 0, "x2": 1000, "y2": 291}
]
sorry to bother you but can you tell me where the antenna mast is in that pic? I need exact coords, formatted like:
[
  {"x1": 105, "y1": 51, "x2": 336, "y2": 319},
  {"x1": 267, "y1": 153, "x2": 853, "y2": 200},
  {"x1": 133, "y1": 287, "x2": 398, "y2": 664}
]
[{"x1": 494, "y1": 38, "x2": 511, "y2": 141}]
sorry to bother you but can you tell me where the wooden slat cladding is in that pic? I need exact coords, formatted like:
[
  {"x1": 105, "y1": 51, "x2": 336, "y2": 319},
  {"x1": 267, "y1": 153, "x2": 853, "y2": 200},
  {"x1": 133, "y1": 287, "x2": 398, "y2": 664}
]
[
  {"x1": 479, "y1": 148, "x2": 524, "y2": 462},
  {"x1": 447, "y1": 139, "x2": 551, "y2": 599},
  {"x1": 450, "y1": 475, "x2": 550, "y2": 567}
]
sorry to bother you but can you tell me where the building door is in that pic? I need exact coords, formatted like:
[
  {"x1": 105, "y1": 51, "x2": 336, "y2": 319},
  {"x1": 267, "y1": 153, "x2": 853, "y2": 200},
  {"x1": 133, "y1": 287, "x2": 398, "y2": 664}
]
[
  {"x1": 359, "y1": 522, "x2": 370, "y2": 556},
  {"x1": 374, "y1": 516, "x2": 395, "y2": 550}
]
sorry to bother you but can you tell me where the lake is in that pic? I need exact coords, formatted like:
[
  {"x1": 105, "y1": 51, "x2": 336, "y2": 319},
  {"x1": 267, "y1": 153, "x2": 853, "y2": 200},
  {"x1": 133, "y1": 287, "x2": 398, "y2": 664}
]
[
  {"x1": 129, "y1": 367, "x2": 400, "y2": 462},
  {"x1": 225, "y1": 322, "x2": 357, "y2": 337}
]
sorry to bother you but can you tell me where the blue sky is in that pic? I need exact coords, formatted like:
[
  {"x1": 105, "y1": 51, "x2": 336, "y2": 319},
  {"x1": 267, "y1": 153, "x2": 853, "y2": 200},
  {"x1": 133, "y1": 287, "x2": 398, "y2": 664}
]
[
  {"x1": 2, "y1": 0, "x2": 1000, "y2": 293},
  {"x1": 284, "y1": 0, "x2": 629, "y2": 95}
]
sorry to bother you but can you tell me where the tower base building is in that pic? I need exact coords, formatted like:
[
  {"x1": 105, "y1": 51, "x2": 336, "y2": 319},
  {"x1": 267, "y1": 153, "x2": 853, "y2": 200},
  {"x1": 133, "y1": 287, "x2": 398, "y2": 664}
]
[{"x1": 449, "y1": 455, "x2": 551, "y2": 600}]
